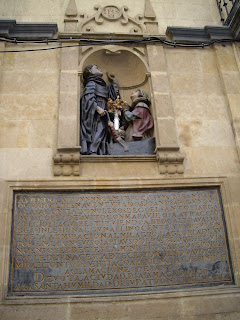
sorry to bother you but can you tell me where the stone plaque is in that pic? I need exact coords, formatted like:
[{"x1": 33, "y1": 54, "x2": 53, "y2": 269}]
[{"x1": 8, "y1": 188, "x2": 234, "y2": 296}]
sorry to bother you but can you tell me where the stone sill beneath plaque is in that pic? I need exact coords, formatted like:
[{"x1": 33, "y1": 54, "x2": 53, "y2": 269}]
[{"x1": 3, "y1": 286, "x2": 240, "y2": 305}]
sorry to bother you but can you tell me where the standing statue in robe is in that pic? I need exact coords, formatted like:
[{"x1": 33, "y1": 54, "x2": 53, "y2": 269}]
[{"x1": 80, "y1": 65, "x2": 119, "y2": 155}]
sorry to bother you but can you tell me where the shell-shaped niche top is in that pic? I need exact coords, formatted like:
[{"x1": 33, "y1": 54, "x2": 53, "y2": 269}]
[{"x1": 64, "y1": 0, "x2": 158, "y2": 35}]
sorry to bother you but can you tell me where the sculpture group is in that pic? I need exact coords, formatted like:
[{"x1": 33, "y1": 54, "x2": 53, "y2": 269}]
[{"x1": 80, "y1": 64, "x2": 154, "y2": 155}]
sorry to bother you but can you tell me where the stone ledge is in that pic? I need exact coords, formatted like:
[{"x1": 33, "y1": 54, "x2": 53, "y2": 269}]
[
  {"x1": 0, "y1": 19, "x2": 58, "y2": 39},
  {"x1": 166, "y1": 26, "x2": 234, "y2": 43},
  {"x1": 2, "y1": 286, "x2": 240, "y2": 305}
]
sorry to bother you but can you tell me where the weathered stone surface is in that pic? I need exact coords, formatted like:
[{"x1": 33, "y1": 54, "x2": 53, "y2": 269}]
[
  {"x1": 0, "y1": 120, "x2": 29, "y2": 148},
  {"x1": 154, "y1": 93, "x2": 174, "y2": 118},
  {"x1": 221, "y1": 72, "x2": 240, "y2": 94},
  {"x1": 28, "y1": 120, "x2": 57, "y2": 148},
  {"x1": 151, "y1": 72, "x2": 170, "y2": 93},
  {"x1": 0, "y1": 94, "x2": 58, "y2": 121},
  {"x1": 0, "y1": 2, "x2": 240, "y2": 319},
  {"x1": 166, "y1": 49, "x2": 201, "y2": 74},
  {"x1": 1, "y1": 71, "x2": 58, "y2": 95},
  {"x1": 215, "y1": 44, "x2": 239, "y2": 72},
  {"x1": 0, "y1": 149, "x2": 53, "y2": 179},
  {"x1": 172, "y1": 94, "x2": 229, "y2": 121},
  {"x1": 157, "y1": 118, "x2": 178, "y2": 146},
  {"x1": 181, "y1": 146, "x2": 240, "y2": 175},
  {"x1": 177, "y1": 119, "x2": 235, "y2": 148},
  {"x1": 3, "y1": 45, "x2": 59, "y2": 71}
]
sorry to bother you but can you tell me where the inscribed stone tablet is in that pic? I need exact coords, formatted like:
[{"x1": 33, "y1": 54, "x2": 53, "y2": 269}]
[{"x1": 8, "y1": 188, "x2": 234, "y2": 296}]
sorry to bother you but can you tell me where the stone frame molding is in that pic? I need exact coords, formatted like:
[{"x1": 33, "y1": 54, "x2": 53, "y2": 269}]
[
  {"x1": 54, "y1": 38, "x2": 185, "y2": 176},
  {"x1": 1, "y1": 177, "x2": 239, "y2": 302}
]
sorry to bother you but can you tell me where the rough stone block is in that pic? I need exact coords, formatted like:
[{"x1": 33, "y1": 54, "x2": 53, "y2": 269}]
[
  {"x1": 3, "y1": 47, "x2": 59, "y2": 71},
  {"x1": 157, "y1": 118, "x2": 178, "y2": 146},
  {"x1": 147, "y1": 45, "x2": 166, "y2": 72},
  {"x1": 59, "y1": 92, "x2": 79, "y2": 117},
  {"x1": 215, "y1": 44, "x2": 239, "y2": 72},
  {"x1": 151, "y1": 72, "x2": 170, "y2": 93},
  {"x1": 0, "y1": 148, "x2": 52, "y2": 179},
  {"x1": 181, "y1": 146, "x2": 240, "y2": 175},
  {"x1": 227, "y1": 94, "x2": 240, "y2": 119},
  {"x1": 222, "y1": 72, "x2": 240, "y2": 94},
  {"x1": 0, "y1": 305, "x2": 69, "y2": 320},
  {"x1": 154, "y1": 93, "x2": 174, "y2": 118},
  {"x1": 172, "y1": 94, "x2": 229, "y2": 121},
  {"x1": 165, "y1": 48, "x2": 201, "y2": 73},
  {"x1": 1, "y1": 71, "x2": 59, "y2": 95},
  {"x1": 60, "y1": 46, "x2": 79, "y2": 71},
  {"x1": 70, "y1": 299, "x2": 183, "y2": 320},
  {"x1": 0, "y1": 120, "x2": 28, "y2": 148},
  {"x1": 182, "y1": 294, "x2": 240, "y2": 316},
  {"x1": 177, "y1": 119, "x2": 235, "y2": 147},
  {"x1": 60, "y1": 71, "x2": 78, "y2": 94},
  {"x1": 200, "y1": 49, "x2": 218, "y2": 73},
  {"x1": 169, "y1": 73, "x2": 203, "y2": 95},
  {"x1": 28, "y1": 120, "x2": 57, "y2": 148},
  {"x1": 57, "y1": 117, "x2": 78, "y2": 148},
  {"x1": 81, "y1": 161, "x2": 158, "y2": 179},
  {"x1": 202, "y1": 73, "x2": 224, "y2": 95},
  {"x1": 0, "y1": 94, "x2": 58, "y2": 121}
]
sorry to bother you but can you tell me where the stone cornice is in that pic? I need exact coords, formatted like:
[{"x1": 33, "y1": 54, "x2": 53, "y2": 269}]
[
  {"x1": 166, "y1": 26, "x2": 234, "y2": 43},
  {"x1": 167, "y1": 4, "x2": 240, "y2": 43},
  {"x1": 0, "y1": 19, "x2": 58, "y2": 39},
  {"x1": 230, "y1": 3, "x2": 240, "y2": 40}
]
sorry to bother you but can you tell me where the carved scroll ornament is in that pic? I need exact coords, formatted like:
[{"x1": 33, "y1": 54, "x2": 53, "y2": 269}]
[{"x1": 80, "y1": 5, "x2": 150, "y2": 34}]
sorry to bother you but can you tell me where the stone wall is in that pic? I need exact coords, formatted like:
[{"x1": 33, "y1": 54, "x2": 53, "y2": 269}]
[
  {"x1": 0, "y1": 44, "x2": 59, "y2": 179},
  {"x1": 0, "y1": 0, "x2": 221, "y2": 34},
  {"x1": 0, "y1": 1, "x2": 240, "y2": 319}
]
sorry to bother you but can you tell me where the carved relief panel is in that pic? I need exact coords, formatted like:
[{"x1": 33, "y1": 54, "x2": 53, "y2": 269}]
[{"x1": 64, "y1": 0, "x2": 158, "y2": 34}]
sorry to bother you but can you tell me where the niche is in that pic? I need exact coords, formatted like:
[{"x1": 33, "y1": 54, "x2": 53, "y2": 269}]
[{"x1": 79, "y1": 47, "x2": 156, "y2": 155}]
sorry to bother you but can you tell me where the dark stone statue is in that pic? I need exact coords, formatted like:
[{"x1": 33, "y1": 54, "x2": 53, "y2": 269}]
[{"x1": 80, "y1": 65, "x2": 118, "y2": 155}]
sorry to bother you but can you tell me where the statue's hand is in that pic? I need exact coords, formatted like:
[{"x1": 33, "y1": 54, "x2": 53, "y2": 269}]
[
  {"x1": 121, "y1": 101, "x2": 129, "y2": 110},
  {"x1": 96, "y1": 106, "x2": 107, "y2": 117},
  {"x1": 107, "y1": 72, "x2": 116, "y2": 83}
]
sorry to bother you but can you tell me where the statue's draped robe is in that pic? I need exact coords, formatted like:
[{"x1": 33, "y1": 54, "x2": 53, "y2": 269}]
[
  {"x1": 132, "y1": 102, "x2": 154, "y2": 140},
  {"x1": 80, "y1": 76, "x2": 117, "y2": 155},
  {"x1": 125, "y1": 101, "x2": 154, "y2": 141}
]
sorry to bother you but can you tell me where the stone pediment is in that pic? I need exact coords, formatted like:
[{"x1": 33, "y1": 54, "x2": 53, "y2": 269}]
[
  {"x1": 79, "y1": 5, "x2": 145, "y2": 34},
  {"x1": 64, "y1": 0, "x2": 158, "y2": 35}
]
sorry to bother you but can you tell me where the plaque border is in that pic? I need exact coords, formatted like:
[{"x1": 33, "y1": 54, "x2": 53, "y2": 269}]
[
  {"x1": 9, "y1": 188, "x2": 234, "y2": 296},
  {"x1": 1, "y1": 177, "x2": 240, "y2": 303}
]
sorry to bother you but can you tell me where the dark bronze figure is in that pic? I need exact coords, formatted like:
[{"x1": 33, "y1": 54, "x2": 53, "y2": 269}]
[{"x1": 80, "y1": 65, "x2": 118, "y2": 155}]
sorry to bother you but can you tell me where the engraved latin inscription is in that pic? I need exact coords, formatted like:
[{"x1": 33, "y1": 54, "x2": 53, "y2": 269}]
[{"x1": 9, "y1": 188, "x2": 233, "y2": 295}]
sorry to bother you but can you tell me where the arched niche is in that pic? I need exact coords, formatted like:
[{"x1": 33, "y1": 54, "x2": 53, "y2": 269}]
[
  {"x1": 78, "y1": 46, "x2": 157, "y2": 148},
  {"x1": 54, "y1": 42, "x2": 184, "y2": 176},
  {"x1": 79, "y1": 46, "x2": 150, "y2": 103}
]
